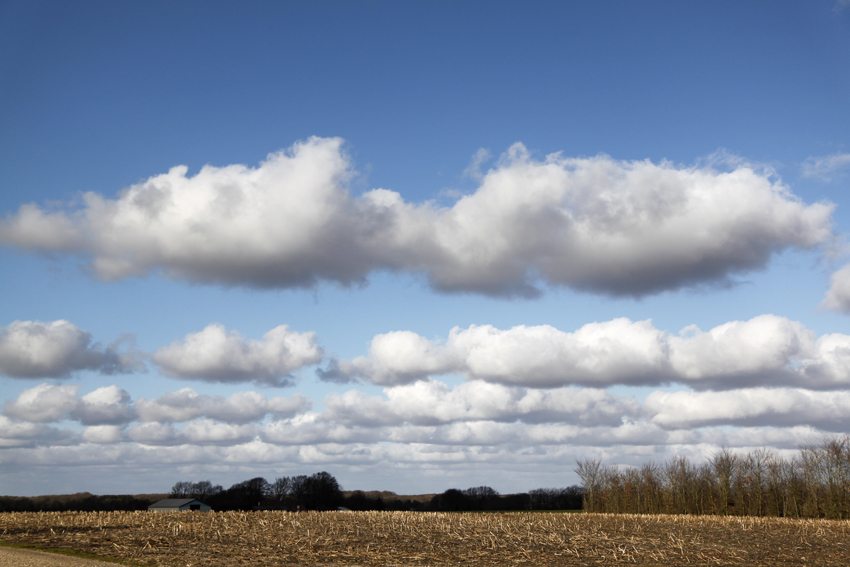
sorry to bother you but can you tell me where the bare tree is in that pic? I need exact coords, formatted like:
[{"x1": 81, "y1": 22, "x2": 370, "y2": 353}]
[
  {"x1": 271, "y1": 477, "x2": 291, "y2": 500},
  {"x1": 170, "y1": 481, "x2": 194, "y2": 498},
  {"x1": 709, "y1": 446, "x2": 737, "y2": 515},
  {"x1": 575, "y1": 459, "x2": 603, "y2": 513}
]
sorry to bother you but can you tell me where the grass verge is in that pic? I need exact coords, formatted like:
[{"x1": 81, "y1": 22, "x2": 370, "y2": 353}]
[{"x1": 0, "y1": 540, "x2": 149, "y2": 566}]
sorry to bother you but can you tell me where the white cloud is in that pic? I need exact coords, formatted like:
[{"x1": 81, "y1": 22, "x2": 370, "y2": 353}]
[
  {"x1": 127, "y1": 422, "x2": 178, "y2": 446},
  {"x1": 71, "y1": 385, "x2": 135, "y2": 425},
  {"x1": 0, "y1": 415, "x2": 78, "y2": 448},
  {"x1": 81, "y1": 425, "x2": 125, "y2": 444},
  {"x1": 803, "y1": 152, "x2": 850, "y2": 181},
  {"x1": 127, "y1": 419, "x2": 260, "y2": 446},
  {"x1": 329, "y1": 315, "x2": 850, "y2": 389},
  {"x1": 0, "y1": 320, "x2": 141, "y2": 378},
  {"x1": 323, "y1": 380, "x2": 641, "y2": 427},
  {"x1": 263, "y1": 412, "x2": 383, "y2": 445},
  {"x1": 646, "y1": 388, "x2": 850, "y2": 431},
  {"x1": 1, "y1": 427, "x2": 827, "y2": 496},
  {"x1": 3, "y1": 383, "x2": 80, "y2": 422},
  {"x1": 151, "y1": 323, "x2": 323, "y2": 386},
  {"x1": 1, "y1": 373, "x2": 843, "y2": 494},
  {"x1": 821, "y1": 264, "x2": 850, "y2": 313},
  {"x1": 3, "y1": 383, "x2": 310, "y2": 428},
  {"x1": 666, "y1": 316, "x2": 814, "y2": 385},
  {"x1": 0, "y1": 138, "x2": 833, "y2": 298},
  {"x1": 179, "y1": 419, "x2": 259, "y2": 446},
  {"x1": 3, "y1": 383, "x2": 135, "y2": 425},
  {"x1": 462, "y1": 148, "x2": 492, "y2": 179},
  {"x1": 135, "y1": 387, "x2": 310, "y2": 423}
]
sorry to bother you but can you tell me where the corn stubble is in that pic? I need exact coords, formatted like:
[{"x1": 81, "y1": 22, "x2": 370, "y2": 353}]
[{"x1": 2, "y1": 510, "x2": 848, "y2": 566}]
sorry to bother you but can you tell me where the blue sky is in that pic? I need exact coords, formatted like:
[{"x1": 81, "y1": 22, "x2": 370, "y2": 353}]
[{"x1": 1, "y1": 0, "x2": 850, "y2": 497}]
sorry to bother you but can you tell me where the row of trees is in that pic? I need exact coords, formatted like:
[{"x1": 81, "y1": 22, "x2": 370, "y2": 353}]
[
  {"x1": 426, "y1": 486, "x2": 583, "y2": 511},
  {"x1": 171, "y1": 475, "x2": 584, "y2": 512},
  {"x1": 171, "y1": 472, "x2": 343, "y2": 511},
  {"x1": 0, "y1": 494, "x2": 156, "y2": 513},
  {"x1": 576, "y1": 436, "x2": 850, "y2": 519}
]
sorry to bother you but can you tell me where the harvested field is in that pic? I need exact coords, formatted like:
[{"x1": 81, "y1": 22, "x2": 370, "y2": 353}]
[{"x1": 1, "y1": 510, "x2": 848, "y2": 566}]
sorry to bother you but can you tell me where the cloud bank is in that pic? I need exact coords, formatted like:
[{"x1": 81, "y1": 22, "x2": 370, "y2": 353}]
[
  {"x1": 4, "y1": 371, "x2": 847, "y2": 494},
  {"x1": 0, "y1": 138, "x2": 833, "y2": 298},
  {"x1": 135, "y1": 388, "x2": 311, "y2": 423},
  {"x1": 326, "y1": 315, "x2": 850, "y2": 389},
  {"x1": 1, "y1": 380, "x2": 843, "y2": 455}
]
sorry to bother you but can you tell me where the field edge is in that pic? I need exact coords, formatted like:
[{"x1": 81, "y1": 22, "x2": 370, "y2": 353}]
[{"x1": 0, "y1": 539, "x2": 149, "y2": 566}]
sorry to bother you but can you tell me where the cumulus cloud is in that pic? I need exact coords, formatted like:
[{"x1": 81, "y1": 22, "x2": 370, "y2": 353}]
[
  {"x1": 0, "y1": 415, "x2": 78, "y2": 448},
  {"x1": 646, "y1": 388, "x2": 850, "y2": 431},
  {"x1": 323, "y1": 380, "x2": 641, "y2": 427},
  {"x1": 71, "y1": 386, "x2": 135, "y2": 425},
  {"x1": 328, "y1": 315, "x2": 850, "y2": 389},
  {"x1": 3, "y1": 383, "x2": 79, "y2": 422},
  {"x1": 262, "y1": 413, "x2": 383, "y2": 446},
  {"x1": 2, "y1": 373, "x2": 846, "y2": 493},
  {"x1": 0, "y1": 138, "x2": 833, "y2": 298},
  {"x1": 802, "y1": 152, "x2": 850, "y2": 181},
  {"x1": 126, "y1": 419, "x2": 259, "y2": 446},
  {"x1": 259, "y1": 414, "x2": 819, "y2": 451},
  {"x1": 0, "y1": 426, "x2": 821, "y2": 495},
  {"x1": 821, "y1": 264, "x2": 850, "y2": 313},
  {"x1": 0, "y1": 320, "x2": 141, "y2": 378},
  {"x1": 135, "y1": 388, "x2": 310, "y2": 423},
  {"x1": 4, "y1": 383, "x2": 309, "y2": 427},
  {"x1": 3, "y1": 383, "x2": 135, "y2": 425},
  {"x1": 151, "y1": 323, "x2": 323, "y2": 386},
  {"x1": 126, "y1": 422, "x2": 178, "y2": 446},
  {"x1": 179, "y1": 419, "x2": 259, "y2": 446},
  {"x1": 81, "y1": 425, "x2": 125, "y2": 444}
]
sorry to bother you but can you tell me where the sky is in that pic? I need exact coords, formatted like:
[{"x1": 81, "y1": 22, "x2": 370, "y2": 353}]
[{"x1": 1, "y1": 0, "x2": 850, "y2": 497}]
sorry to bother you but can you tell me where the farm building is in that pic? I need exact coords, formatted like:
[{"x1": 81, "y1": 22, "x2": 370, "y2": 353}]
[{"x1": 148, "y1": 498, "x2": 211, "y2": 512}]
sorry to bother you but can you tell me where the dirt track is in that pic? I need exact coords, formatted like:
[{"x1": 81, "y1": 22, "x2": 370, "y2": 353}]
[{"x1": 0, "y1": 547, "x2": 119, "y2": 567}]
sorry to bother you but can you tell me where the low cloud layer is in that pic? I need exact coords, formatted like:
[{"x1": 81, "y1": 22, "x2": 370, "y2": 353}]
[
  {"x1": 151, "y1": 324, "x2": 323, "y2": 387},
  {"x1": 0, "y1": 138, "x2": 833, "y2": 297},
  {"x1": 322, "y1": 380, "x2": 641, "y2": 428},
  {"x1": 2, "y1": 376, "x2": 846, "y2": 494},
  {"x1": 127, "y1": 420, "x2": 260, "y2": 447},
  {"x1": 4, "y1": 379, "x2": 845, "y2": 447},
  {"x1": 3, "y1": 383, "x2": 310, "y2": 428},
  {"x1": 0, "y1": 320, "x2": 141, "y2": 379},
  {"x1": 326, "y1": 315, "x2": 850, "y2": 389},
  {"x1": 135, "y1": 388, "x2": 311, "y2": 423}
]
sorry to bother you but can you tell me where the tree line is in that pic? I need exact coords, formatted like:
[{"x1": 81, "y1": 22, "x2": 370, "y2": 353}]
[
  {"x1": 0, "y1": 493, "x2": 156, "y2": 513},
  {"x1": 576, "y1": 436, "x2": 850, "y2": 519},
  {"x1": 0, "y1": 473, "x2": 583, "y2": 513},
  {"x1": 170, "y1": 472, "x2": 344, "y2": 511},
  {"x1": 170, "y1": 473, "x2": 584, "y2": 512}
]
